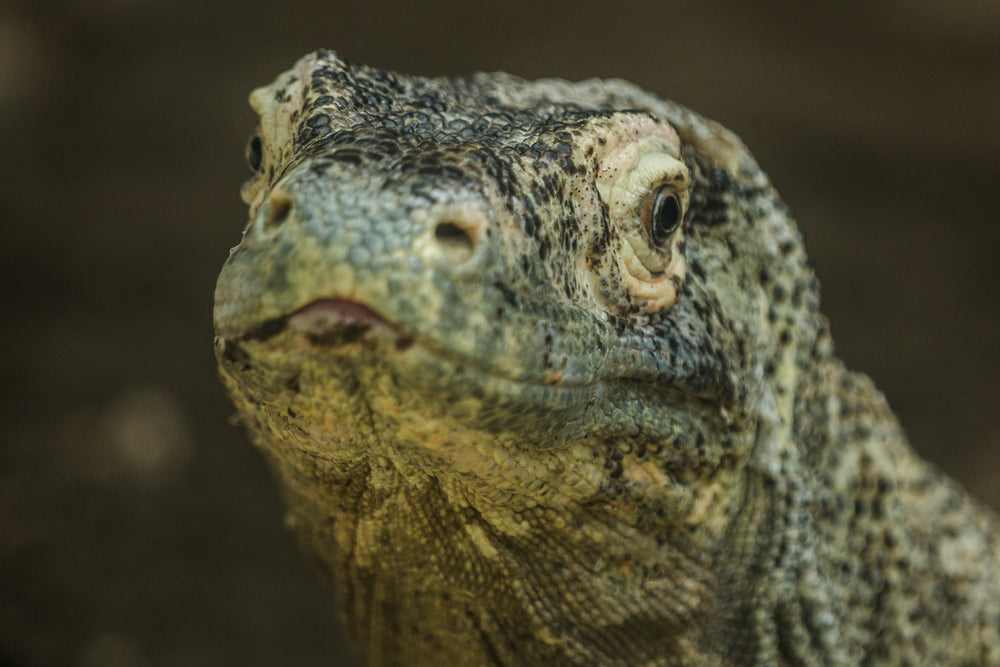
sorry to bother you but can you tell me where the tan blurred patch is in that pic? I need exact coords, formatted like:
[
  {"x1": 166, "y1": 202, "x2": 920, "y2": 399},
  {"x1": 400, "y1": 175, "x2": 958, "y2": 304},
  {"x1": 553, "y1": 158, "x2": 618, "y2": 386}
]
[{"x1": 57, "y1": 385, "x2": 194, "y2": 490}]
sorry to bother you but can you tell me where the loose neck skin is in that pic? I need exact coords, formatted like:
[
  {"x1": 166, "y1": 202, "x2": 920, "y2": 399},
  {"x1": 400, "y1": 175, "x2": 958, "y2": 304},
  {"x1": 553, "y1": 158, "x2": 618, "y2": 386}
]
[{"x1": 261, "y1": 430, "x2": 780, "y2": 666}]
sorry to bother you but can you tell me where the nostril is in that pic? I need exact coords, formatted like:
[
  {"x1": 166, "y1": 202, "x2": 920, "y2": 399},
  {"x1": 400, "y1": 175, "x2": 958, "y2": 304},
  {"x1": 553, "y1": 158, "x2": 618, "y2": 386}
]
[
  {"x1": 418, "y1": 207, "x2": 487, "y2": 267},
  {"x1": 434, "y1": 221, "x2": 472, "y2": 245},
  {"x1": 433, "y1": 220, "x2": 475, "y2": 261},
  {"x1": 263, "y1": 192, "x2": 293, "y2": 231}
]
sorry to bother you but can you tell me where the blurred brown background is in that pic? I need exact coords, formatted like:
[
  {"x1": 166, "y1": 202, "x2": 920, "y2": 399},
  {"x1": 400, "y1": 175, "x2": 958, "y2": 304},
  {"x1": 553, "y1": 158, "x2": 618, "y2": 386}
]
[{"x1": 1, "y1": 0, "x2": 997, "y2": 665}]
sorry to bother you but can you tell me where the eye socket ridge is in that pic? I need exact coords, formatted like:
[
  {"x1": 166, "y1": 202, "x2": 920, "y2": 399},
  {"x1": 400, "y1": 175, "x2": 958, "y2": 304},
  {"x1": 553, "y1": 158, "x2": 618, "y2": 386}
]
[{"x1": 642, "y1": 185, "x2": 684, "y2": 247}]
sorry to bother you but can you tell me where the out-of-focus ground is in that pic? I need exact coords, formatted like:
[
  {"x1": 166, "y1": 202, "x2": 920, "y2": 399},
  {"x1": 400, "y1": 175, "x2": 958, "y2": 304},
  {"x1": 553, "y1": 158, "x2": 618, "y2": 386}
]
[{"x1": 1, "y1": 1, "x2": 997, "y2": 665}]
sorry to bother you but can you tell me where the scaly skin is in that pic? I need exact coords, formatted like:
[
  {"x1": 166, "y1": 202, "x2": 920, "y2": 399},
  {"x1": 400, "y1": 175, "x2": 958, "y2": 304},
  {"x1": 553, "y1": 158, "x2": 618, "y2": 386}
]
[{"x1": 214, "y1": 51, "x2": 1000, "y2": 665}]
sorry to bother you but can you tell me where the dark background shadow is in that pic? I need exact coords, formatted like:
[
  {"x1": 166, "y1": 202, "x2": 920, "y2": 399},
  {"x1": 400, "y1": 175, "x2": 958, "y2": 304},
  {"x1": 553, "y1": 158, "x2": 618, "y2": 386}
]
[{"x1": 1, "y1": 1, "x2": 997, "y2": 665}]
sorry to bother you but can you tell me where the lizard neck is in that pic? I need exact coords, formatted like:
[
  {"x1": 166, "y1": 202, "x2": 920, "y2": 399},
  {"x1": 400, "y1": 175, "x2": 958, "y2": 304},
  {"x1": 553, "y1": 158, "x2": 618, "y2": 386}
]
[{"x1": 754, "y1": 353, "x2": 1000, "y2": 664}]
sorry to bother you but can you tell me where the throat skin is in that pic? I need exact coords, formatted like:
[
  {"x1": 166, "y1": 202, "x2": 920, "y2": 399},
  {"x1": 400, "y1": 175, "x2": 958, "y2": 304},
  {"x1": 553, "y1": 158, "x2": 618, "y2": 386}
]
[{"x1": 238, "y1": 379, "x2": 780, "y2": 666}]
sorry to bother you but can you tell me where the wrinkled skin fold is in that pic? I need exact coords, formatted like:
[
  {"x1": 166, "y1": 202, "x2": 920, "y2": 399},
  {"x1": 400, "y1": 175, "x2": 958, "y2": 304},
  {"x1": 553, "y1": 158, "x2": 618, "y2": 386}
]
[{"x1": 215, "y1": 51, "x2": 1000, "y2": 666}]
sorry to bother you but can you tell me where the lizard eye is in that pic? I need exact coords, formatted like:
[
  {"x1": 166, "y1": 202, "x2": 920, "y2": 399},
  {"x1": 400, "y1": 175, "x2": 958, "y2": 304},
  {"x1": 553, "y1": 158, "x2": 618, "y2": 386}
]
[
  {"x1": 643, "y1": 186, "x2": 683, "y2": 247},
  {"x1": 246, "y1": 133, "x2": 264, "y2": 173},
  {"x1": 589, "y1": 119, "x2": 690, "y2": 314}
]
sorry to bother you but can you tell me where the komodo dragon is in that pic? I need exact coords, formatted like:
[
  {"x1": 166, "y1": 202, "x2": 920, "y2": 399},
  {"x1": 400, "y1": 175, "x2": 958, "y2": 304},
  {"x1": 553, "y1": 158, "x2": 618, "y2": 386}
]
[{"x1": 213, "y1": 50, "x2": 1000, "y2": 665}]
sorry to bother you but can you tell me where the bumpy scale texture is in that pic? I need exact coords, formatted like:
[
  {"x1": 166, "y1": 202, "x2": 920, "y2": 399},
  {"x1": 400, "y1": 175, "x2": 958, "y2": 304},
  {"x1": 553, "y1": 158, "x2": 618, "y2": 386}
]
[{"x1": 214, "y1": 51, "x2": 1000, "y2": 666}]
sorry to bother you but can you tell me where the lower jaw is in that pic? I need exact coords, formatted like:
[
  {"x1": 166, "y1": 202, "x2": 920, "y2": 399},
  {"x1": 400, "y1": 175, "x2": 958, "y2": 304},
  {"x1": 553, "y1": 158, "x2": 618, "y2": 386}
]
[{"x1": 217, "y1": 324, "x2": 613, "y2": 457}]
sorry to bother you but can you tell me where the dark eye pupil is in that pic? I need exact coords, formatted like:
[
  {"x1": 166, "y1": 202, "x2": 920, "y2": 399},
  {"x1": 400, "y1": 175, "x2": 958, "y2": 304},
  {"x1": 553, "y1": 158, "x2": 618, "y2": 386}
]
[
  {"x1": 651, "y1": 189, "x2": 681, "y2": 245},
  {"x1": 247, "y1": 135, "x2": 263, "y2": 172}
]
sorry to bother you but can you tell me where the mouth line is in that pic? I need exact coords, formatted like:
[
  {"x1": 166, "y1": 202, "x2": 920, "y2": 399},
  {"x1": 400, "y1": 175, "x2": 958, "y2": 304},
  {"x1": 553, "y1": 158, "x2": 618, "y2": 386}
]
[
  {"x1": 226, "y1": 298, "x2": 601, "y2": 392},
  {"x1": 237, "y1": 298, "x2": 415, "y2": 350}
]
